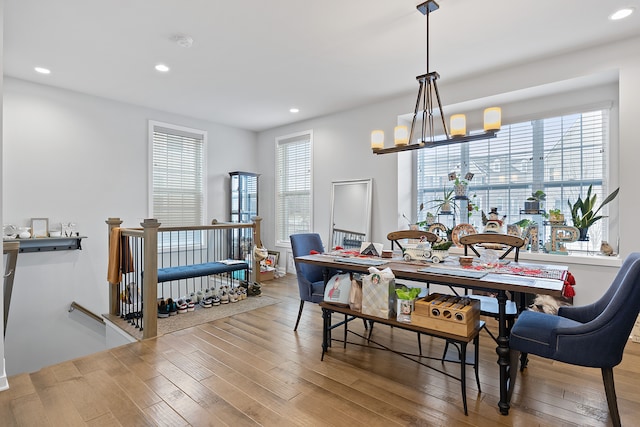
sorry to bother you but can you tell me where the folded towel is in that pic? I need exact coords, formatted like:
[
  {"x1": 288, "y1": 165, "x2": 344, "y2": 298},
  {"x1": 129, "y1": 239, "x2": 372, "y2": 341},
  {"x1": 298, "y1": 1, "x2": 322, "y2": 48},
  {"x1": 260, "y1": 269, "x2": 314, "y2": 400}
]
[{"x1": 107, "y1": 228, "x2": 134, "y2": 285}]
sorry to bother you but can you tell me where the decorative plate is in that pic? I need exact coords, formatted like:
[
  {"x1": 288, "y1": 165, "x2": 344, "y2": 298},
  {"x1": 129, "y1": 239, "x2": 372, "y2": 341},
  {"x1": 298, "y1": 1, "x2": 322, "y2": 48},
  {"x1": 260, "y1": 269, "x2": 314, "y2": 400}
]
[
  {"x1": 427, "y1": 222, "x2": 448, "y2": 242},
  {"x1": 451, "y1": 223, "x2": 477, "y2": 248}
]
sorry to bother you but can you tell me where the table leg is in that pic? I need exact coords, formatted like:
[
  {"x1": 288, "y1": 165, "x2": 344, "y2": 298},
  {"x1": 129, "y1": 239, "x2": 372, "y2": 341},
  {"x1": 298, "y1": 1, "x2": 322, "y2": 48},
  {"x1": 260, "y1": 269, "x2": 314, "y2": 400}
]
[
  {"x1": 496, "y1": 290, "x2": 511, "y2": 415},
  {"x1": 321, "y1": 307, "x2": 330, "y2": 361}
]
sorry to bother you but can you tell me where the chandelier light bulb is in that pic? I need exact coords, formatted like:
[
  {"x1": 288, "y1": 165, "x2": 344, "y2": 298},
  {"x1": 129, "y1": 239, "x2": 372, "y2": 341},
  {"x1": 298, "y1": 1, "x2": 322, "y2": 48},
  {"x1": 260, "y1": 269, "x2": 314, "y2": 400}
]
[{"x1": 371, "y1": 130, "x2": 385, "y2": 149}]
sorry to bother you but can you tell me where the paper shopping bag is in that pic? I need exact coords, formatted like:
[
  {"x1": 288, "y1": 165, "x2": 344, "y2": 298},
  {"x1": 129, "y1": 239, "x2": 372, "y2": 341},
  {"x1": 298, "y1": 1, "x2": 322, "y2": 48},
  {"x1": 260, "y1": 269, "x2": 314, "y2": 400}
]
[{"x1": 361, "y1": 267, "x2": 396, "y2": 318}]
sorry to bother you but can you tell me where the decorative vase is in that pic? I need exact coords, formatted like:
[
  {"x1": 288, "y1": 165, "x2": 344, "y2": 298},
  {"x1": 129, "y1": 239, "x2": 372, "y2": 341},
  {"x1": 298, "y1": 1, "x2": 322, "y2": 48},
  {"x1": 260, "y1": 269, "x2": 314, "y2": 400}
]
[
  {"x1": 578, "y1": 227, "x2": 589, "y2": 241},
  {"x1": 454, "y1": 184, "x2": 468, "y2": 197},
  {"x1": 441, "y1": 201, "x2": 452, "y2": 213},
  {"x1": 396, "y1": 298, "x2": 415, "y2": 323},
  {"x1": 524, "y1": 200, "x2": 540, "y2": 213}
]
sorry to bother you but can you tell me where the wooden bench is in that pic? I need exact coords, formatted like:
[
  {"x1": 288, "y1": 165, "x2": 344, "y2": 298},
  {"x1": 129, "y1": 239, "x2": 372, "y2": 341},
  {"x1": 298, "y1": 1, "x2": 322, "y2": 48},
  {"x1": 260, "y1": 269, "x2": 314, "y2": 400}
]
[{"x1": 319, "y1": 301, "x2": 483, "y2": 415}]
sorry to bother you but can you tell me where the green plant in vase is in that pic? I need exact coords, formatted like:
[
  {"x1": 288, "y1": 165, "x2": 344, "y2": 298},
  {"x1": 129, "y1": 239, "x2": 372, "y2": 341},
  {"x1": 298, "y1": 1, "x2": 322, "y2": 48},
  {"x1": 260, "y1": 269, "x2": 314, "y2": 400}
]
[
  {"x1": 430, "y1": 187, "x2": 456, "y2": 214},
  {"x1": 568, "y1": 185, "x2": 620, "y2": 240}
]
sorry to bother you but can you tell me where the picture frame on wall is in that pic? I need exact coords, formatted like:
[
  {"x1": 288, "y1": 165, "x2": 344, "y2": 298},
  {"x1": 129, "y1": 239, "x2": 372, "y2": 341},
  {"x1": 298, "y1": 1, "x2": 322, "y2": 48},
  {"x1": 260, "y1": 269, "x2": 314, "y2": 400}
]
[{"x1": 31, "y1": 218, "x2": 49, "y2": 238}]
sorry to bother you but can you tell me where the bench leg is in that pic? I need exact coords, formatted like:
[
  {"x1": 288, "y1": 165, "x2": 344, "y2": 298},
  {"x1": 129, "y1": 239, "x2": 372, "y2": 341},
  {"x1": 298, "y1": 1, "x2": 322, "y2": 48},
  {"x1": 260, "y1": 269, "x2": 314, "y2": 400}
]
[{"x1": 460, "y1": 342, "x2": 468, "y2": 415}]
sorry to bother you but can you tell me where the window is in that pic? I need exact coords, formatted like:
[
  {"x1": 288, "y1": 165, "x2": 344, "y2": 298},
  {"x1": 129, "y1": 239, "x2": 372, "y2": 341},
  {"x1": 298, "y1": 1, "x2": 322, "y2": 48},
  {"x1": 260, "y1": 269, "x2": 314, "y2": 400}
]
[
  {"x1": 416, "y1": 109, "x2": 614, "y2": 248},
  {"x1": 276, "y1": 130, "x2": 313, "y2": 246},
  {"x1": 149, "y1": 121, "x2": 207, "y2": 230}
]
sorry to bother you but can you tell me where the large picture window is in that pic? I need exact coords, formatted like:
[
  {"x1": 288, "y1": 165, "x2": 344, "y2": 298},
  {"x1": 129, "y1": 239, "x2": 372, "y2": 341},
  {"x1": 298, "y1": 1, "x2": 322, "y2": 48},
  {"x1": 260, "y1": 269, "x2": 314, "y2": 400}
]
[
  {"x1": 416, "y1": 109, "x2": 614, "y2": 248},
  {"x1": 276, "y1": 130, "x2": 312, "y2": 246}
]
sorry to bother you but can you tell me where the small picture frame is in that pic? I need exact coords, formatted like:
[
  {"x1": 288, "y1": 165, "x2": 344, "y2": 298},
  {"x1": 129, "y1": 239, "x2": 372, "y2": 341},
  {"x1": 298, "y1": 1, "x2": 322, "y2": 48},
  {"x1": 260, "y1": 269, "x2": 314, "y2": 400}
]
[
  {"x1": 265, "y1": 250, "x2": 280, "y2": 268},
  {"x1": 448, "y1": 172, "x2": 457, "y2": 181},
  {"x1": 31, "y1": 218, "x2": 49, "y2": 238}
]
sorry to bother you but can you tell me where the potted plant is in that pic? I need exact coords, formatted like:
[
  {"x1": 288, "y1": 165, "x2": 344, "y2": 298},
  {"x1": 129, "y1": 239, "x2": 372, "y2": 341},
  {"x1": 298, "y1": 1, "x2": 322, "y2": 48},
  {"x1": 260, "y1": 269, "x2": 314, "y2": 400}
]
[
  {"x1": 524, "y1": 190, "x2": 546, "y2": 213},
  {"x1": 548, "y1": 209, "x2": 564, "y2": 224},
  {"x1": 568, "y1": 185, "x2": 620, "y2": 240},
  {"x1": 453, "y1": 177, "x2": 468, "y2": 197},
  {"x1": 395, "y1": 285, "x2": 422, "y2": 323},
  {"x1": 431, "y1": 240, "x2": 453, "y2": 262},
  {"x1": 430, "y1": 187, "x2": 456, "y2": 214}
]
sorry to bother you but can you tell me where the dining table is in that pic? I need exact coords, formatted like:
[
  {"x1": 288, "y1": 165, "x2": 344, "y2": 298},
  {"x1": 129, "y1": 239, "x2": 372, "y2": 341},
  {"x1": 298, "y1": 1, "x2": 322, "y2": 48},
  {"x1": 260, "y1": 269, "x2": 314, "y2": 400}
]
[{"x1": 295, "y1": 252, "x2": 567, "y2": 415}]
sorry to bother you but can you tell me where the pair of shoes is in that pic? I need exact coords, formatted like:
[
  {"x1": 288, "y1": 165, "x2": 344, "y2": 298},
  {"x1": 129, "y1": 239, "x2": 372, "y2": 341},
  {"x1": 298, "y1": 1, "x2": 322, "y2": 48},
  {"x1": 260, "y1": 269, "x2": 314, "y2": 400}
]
[
  {"x1": 158, "y1": 299, "x2": 170, "y2": 318},
  {"x1": 229, "y1": 288, "x2": 238, "y2": 303},
  {"x1": 200, "y1": 297, "x2": 212, "y2": 308},
  {"x1": 248, "y1": 282, "x2": 262, "y2": 296},
  {"x1": 187, "y1": 300, "x2": 196, "y2": 311},
  {"x1": 219, "y1": 286, "x2": 230, "y2": 304},
  {"x1": 176, "y1": 299, "x2": 188, "y2": 314},
  {"x1": 238, "y1": 287, "x2": 247, "y2": 300},
  {"x1": 211, "y1": 294, "x2": 221, "y2": 306},
  {"x1": 196, "y1": 290, "x2": 204, "y2": 303},
  {"x1": 167, "y1": 298, "x2": 178, "y2": 316}
]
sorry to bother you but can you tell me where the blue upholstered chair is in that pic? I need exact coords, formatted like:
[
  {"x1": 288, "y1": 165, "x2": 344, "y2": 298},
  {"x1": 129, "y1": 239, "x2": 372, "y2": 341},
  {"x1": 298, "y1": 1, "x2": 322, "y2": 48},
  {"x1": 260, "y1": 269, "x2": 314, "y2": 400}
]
[
  {"x1": 290, "y1": 233, "x2": 336, "y2": 331},
  {"x1": 510, "y1": 252, "x2": 640, "y2": 427}
]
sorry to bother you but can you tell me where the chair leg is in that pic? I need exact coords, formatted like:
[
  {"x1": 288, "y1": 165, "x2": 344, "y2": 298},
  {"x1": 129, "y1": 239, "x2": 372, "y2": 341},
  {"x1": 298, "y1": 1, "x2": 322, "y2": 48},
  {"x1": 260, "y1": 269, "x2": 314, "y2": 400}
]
[
  {"x1": 293, "y1": 300, "x2": 304, "y2": 331},
  {"x1": 417, "y1": 333, "x2": 422, "y2": 356},
  {"x1": 602, "y1": 367, "x2": 621, "y2": 427},
  {"x1": 519, "y1": 352, "x2": 529, "y2": 372}
]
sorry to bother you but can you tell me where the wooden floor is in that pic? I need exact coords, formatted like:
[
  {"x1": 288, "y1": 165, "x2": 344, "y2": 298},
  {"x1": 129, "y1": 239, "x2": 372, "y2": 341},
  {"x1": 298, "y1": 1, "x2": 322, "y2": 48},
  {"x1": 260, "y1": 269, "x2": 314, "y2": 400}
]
[{"x1": 1, "y1": 274, "x2": 639, "y2": 426}]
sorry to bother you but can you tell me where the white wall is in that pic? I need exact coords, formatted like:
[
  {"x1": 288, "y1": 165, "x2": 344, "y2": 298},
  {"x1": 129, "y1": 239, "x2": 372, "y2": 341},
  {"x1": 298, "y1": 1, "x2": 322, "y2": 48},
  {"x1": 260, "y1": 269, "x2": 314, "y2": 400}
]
[
  {"x1": 257, "y1": 36, "x2": 640, "y2": 308},
  {"x1": 0, "y1": 0, "x2": 8, "y2": 391},
  {"x1": 1, "y1": 77, "x2": 258, "y2": 375}
]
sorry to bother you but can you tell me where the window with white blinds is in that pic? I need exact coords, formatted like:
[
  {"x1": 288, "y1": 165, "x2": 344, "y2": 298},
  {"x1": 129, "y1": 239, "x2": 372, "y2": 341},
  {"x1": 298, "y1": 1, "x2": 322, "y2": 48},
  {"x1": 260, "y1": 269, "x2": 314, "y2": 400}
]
[
  {"x1": 417, "y1": 109, "x2": 612, "y2": 241},
  {"x1": 150, "y1": 122, "x2": 206, "y2": 228},
  {"x1": 276, "y1": 131, "x2": 312, "y2": 245}
]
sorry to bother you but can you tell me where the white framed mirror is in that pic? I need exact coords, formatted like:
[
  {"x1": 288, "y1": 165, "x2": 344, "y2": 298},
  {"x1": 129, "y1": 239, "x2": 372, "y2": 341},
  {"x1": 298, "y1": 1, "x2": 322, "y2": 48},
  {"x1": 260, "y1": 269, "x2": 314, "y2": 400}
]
[{"x1": 329, "y1": 178, "x2": 373, "y2": 249}]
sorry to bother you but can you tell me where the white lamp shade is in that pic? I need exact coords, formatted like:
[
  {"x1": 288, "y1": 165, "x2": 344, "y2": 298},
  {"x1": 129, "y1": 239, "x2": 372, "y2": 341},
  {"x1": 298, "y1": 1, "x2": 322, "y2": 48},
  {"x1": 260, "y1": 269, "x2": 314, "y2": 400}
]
[
  {"x1": 371, "y1": 130, "x2": 384, "y2": 149},
  {"x1": 394, "y1": 126, "x2": 409, "y2": 146},
  {"x1": 484, "y1": 107, "x2": 502, "y2": 131},
  {"x1": 450, "y1": 114, "x2": 466, "y2": 136}
]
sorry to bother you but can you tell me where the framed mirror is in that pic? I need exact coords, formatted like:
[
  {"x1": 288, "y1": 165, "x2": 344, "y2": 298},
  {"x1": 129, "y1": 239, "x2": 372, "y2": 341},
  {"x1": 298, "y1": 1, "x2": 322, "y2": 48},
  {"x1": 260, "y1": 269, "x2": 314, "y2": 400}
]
[{"x1": 329, "y1": 178, "x2": 373, "y2": 249}]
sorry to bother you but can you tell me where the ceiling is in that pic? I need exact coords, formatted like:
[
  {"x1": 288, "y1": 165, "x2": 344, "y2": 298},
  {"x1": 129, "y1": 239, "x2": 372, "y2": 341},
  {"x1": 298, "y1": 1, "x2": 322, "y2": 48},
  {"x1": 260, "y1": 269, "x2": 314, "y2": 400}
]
[{"x1": 4, "y1": 0, "x2": 640, "y2": 132}]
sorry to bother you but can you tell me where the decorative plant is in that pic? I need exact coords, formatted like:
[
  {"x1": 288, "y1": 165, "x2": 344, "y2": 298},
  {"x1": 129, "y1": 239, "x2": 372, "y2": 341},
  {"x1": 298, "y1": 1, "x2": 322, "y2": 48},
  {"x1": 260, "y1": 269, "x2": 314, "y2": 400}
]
[
  {"x1": 467, "y1": 193, "x2": 479, "y2": 218},
  {"x1": 432, "y1": 240, "x2": 453, "y2": 251},
  {"x1": 429, "y1": 187, "x2": 456, "y2": 214},
  {"x1": 549, "y1": 208, "x2": 561, "y2": 216},
  {"x1": 568, "y1": 185, "x2": 620, "y2": 229},
  {"x1": 528, "y1": 190, "x2": 546, "y2": 202},
  {"x1": 395, "y1": 285, "x2": 422, "y2": 300}
]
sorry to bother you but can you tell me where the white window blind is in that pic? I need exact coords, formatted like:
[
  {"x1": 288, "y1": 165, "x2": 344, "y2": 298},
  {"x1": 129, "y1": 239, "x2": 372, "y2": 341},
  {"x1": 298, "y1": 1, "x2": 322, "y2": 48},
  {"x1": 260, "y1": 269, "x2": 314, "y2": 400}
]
[
  {"x1": 151, "y1": 123, "x2": 206, "y2": 227},
  {"x1": 276, "y1": 131, "x2": 312, "y2": 245},
  {"x1": 417, "y1": 109, "x2": 611, "y2": 242}
]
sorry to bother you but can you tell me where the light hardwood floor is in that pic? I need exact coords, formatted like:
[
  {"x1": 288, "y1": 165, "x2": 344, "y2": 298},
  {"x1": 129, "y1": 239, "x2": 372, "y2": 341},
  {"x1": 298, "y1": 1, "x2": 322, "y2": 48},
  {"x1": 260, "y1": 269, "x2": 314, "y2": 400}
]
[{"x1": 1, "y1": 274, "x2": 639, "y2": 426}]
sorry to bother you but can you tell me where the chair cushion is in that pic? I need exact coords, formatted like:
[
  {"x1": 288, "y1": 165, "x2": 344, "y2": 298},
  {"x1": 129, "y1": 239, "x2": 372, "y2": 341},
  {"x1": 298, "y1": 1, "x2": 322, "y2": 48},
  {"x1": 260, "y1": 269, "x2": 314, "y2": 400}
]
[
  {"x1": 469, "y1": 295, "x2": 518, "y2": 316},
  {"x1": 510, "y1": 310, "x2": 582, "y2": 358},
  {"x1": 309, "y1": 280, "x2": 326, "y2": 303}
]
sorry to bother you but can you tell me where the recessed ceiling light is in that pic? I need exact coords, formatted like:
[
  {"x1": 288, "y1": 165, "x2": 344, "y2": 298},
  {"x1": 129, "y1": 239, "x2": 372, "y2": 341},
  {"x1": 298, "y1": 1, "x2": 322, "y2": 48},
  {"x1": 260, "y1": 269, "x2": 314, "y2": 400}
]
[
  {"x1": 34, "y1": 67, "x2": 51, "y2": 74},
  {"x1": 155, "y1": 64, "x2": 170, "y2": 72},
  {"x1": 289, "y1": 108, "x2": 299, "y2": 113},
  {"x1": 610, "y1": 7, "x2": 634, "y2": 20}
]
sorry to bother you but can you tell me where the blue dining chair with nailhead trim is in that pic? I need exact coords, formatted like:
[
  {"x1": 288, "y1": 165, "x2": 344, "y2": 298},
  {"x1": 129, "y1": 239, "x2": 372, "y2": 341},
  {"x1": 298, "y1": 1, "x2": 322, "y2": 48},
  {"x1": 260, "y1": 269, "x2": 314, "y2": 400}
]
[{"x1": 510, "y1": 252, "x2": 640, "y2": 427}]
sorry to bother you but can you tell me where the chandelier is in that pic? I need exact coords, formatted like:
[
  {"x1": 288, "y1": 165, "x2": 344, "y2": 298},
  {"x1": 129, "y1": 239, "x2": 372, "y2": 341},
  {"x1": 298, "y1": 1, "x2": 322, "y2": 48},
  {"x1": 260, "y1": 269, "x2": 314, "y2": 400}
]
[{"x1": 371, "y1": 0, "x2": 501, "y2": 155}]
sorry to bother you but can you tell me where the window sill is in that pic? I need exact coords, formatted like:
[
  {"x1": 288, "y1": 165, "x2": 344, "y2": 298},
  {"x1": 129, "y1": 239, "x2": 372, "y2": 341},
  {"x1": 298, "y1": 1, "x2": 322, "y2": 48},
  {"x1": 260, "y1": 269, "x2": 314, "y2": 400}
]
[{"x1": 447, "y1": 246, "x2": 622, "y2": 268}]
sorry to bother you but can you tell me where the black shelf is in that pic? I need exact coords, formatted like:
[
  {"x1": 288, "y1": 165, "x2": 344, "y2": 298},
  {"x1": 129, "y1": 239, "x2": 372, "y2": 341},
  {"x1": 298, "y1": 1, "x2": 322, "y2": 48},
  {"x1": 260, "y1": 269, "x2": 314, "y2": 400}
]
[{"x1": 9, "y1": 236, "x2": 87, "y2": 253}]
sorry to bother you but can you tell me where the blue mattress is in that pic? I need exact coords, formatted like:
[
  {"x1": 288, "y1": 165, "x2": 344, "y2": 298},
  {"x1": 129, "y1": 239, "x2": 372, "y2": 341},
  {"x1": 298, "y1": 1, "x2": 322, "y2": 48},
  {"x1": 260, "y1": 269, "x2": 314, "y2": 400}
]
[{"x1": 157, "y1": 261, "x2": 248, "y2": 283}]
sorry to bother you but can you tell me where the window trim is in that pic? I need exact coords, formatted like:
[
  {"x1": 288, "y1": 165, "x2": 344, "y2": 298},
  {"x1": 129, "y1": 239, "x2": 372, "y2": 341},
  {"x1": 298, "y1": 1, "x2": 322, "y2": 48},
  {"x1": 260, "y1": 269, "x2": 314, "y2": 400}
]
[
  {"x1": 274, "y1": 129, "x2": 313, "y2": 247},
  {"x1": 147, "y1": 120, "x2": 208, "y2": 226}
]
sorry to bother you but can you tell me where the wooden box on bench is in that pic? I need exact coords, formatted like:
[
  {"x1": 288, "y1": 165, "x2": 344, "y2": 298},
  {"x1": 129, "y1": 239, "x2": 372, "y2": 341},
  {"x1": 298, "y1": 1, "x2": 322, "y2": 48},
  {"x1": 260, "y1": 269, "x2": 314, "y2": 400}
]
[{"x1": 411, "y1": 293, "x2": 480, "y2": 337}]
